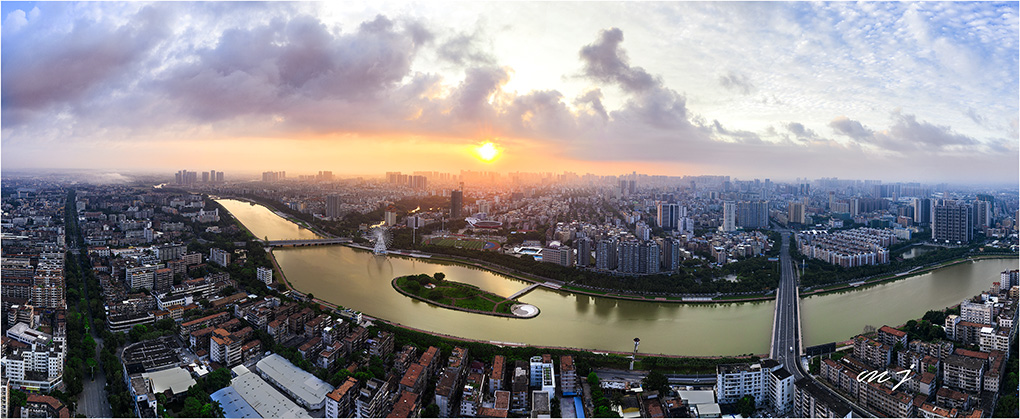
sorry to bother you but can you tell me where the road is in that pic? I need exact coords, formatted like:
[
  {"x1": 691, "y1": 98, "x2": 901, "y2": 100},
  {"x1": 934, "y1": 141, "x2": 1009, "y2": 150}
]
[
  {"x1": 79, "y1": 336, "x2": 113, "y2": 418},
  {"x1": 771, "y1": 230, "x2": 875, "y2": 418},
  {"x1": 770, "y1": 231, "x2": 803, "y2": 379},
  {"x1": 593, "y1": 369, "x2": 716, "y2": 386}
]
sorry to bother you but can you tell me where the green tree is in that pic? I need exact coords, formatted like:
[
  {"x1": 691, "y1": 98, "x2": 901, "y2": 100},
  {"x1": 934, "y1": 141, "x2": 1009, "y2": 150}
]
[
  {"x1": 85, "y1": 358, "x2": 98, "y2": 377},
  {"x1": 736, "y1": 395, "x2": 756, "y2": 418},
  {"x1": 203, "y1": 368, "x2": 232, "y2": 393},
  {"x1": 424, "y1": 404, "x2": 440, "y2": 417},
  {"x1": 10, "y1": 389, "x2": 27, "y2": 408},
  {"x1": 642, "y1": 370, "x2": 669, "y2": 395},
  {"x1": 129, "y1": 324, "x2": 149, "y2": 342},
  {"x1": 434, "y1": 272, "x2": 446, "y2": 282},
  {"x1": 588, "y1": 372, "x2": 600, "y2": 385}
]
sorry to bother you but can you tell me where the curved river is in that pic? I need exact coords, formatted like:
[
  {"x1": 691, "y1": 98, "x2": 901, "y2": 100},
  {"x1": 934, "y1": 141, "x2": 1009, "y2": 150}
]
[{"x1": 218, "y1": 199, "x2": 1018, "y2": 356}]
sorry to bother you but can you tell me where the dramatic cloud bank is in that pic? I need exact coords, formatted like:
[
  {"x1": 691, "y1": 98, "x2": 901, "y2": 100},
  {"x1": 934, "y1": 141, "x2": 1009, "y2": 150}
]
[{"x1": 1, "y1": 1, "x2": 1016, "y2": 182}]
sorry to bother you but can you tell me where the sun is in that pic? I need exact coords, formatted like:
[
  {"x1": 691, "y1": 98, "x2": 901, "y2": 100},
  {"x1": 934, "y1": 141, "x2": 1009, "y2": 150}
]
[{"x1": 474, "y1": 142, "x2": 501, "y2": 162}]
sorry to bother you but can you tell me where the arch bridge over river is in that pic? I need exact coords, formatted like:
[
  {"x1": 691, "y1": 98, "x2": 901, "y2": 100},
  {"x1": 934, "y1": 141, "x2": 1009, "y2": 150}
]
[{"x1": 217, "y1": 199, "x2": 1018, "y2": 356}]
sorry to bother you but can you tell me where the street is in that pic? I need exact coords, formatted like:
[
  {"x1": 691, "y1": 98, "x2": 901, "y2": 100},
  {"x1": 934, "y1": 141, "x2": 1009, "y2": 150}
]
[{"x1": 79, "y1": 335, "x2": 113, "y2": 418}]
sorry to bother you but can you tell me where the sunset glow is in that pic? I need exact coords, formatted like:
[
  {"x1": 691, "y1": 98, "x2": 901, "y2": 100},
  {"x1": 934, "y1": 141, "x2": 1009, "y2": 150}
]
[{"x1": 474, "y1": 142, "x2": 501, "y2": 162}]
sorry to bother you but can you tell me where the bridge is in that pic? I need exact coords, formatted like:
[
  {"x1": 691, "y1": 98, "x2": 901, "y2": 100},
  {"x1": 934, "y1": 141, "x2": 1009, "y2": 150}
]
[
  {"x1": 507, "y1": 281, "x2": 561, "y2": 300},
  {"x1": 771, "y1": 230, "x2": 875, "y2": 417},
  {"x1": 264, "y1": 238, "x2": 352, "y2": 247}
]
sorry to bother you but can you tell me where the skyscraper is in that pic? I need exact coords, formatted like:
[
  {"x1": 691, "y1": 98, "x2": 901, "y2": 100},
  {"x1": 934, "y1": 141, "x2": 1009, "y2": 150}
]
[
  {"x1": 737, "y1": 200, "x2": 769, "y2": 229},
  {"x1": 972, "y1": 200, "x2": 991, "y2": 229},
  {"x1": 639, "y1": 241, "x2": 659, "y2": 274},
  {"x1": 657, "y1": 203, "x2": 679, "y2": 230},
  {"x1": 596, "y1": 239, "x2": 618, "y2": 270},
  {"x1": 576, "y1": 237, "x2": 592, "y2": 267},
  {"x1": 450, "y1": 189, "x2": 464, "y2": 219},
  {"x1": 617, "y1": 240, "x2": 640, "y2": 274},
  {"x1": 326, "y1": 195, "x2": 343, "y2": 219},
  {"x1": 913, "y1": 198, "x2": 931, "y2": 227},
  {"x1": 788, "y1": 202, "x2": 806, "y2": 224},
  {"x1": 722, "y1": 201, "x2": 736, "y2": 232},
  {"x1": 932, "y1": 200, "x2": 972, "y2": 243},
  {"x1": 661, "y1": 238, "x2": 681, "y2": 271}
]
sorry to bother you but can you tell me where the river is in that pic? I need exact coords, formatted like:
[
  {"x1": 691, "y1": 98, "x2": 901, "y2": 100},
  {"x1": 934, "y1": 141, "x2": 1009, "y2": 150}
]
[{"x1": 217, "y1": 199, "x2": 1018, "y2": 356}]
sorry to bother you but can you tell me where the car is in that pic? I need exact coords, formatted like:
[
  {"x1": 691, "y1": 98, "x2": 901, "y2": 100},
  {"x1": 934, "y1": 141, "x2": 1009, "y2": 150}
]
[{"x1": 790, "y1": 346, "x2": 794, "y2": 352}]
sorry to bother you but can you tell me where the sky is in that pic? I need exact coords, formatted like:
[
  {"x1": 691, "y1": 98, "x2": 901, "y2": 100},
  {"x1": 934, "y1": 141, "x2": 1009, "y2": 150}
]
[{"x1": 1, "y1": 1, "x2": 1018, "y2": 183}]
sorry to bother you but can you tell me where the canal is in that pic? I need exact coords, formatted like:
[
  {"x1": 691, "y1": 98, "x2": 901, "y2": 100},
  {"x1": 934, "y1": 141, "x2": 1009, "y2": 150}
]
[{"x1": 218, "y1": 199, "x2": 1017, "y2": 356}]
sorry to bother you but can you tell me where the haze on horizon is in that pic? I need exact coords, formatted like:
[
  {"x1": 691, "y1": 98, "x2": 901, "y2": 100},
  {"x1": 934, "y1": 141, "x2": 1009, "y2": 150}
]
[{"x1": 1, "y1": 1, "x2": 1017, "y2": 184}]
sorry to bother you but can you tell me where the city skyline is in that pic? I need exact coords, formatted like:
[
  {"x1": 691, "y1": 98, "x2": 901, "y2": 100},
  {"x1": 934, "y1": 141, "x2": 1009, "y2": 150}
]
[{"x1": 2, "y1": 1, "x2": 1018, "y2": 184}]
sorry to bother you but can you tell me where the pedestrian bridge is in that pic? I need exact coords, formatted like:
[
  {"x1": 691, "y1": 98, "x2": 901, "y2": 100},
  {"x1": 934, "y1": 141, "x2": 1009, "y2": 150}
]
[{"x1": 263, "y1": 238, "x2": 351, "y2": 247}]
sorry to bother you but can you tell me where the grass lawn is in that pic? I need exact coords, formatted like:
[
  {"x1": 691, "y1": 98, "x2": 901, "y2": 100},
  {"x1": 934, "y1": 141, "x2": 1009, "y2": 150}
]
[
  {"x1": 457, "y1": 296, "x2": 497, "y2": 312},
  {"x1": 425, "y1": 237, "x2": 488, "y2": 250},
  {"x1": 495, "y1": 300, "x2": 515, "y2": 314},
  {"x1": 396, "y1": 275, "x2": 519, "y2": 315}
]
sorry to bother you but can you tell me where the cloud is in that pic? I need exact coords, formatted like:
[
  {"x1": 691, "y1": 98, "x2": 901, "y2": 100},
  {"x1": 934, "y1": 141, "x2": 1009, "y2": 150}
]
[
  {"x1": 157, "y1": 14, "x2": 430, "y2": 122},
  {"x1": 829, "y1": 116, "x2": 873, "y2": 140},
  {"x1": 1, "y1": 4, "x2": 172, "y2": 126},
  {"x1": 578, "y1": 27, "x2": 659, "y2": 93},
  {"x1": 573, "y1": 89, "x2": 609, "y2": 121},
  {"x1": 830, "y1": 112, "x2": 978, "y2": 152},
  {"x1": 718, "y1": 71, "x2": 755, "y2": 94},
  {"x1": 711, "y1": 120, "x2": 762, "y2": 144},
  {"x1": 965, "y1": 108, "x2": 984, "y2": 125},
  {"x1": 437, "y1": 30, "x2": 495, "y2": 66}
]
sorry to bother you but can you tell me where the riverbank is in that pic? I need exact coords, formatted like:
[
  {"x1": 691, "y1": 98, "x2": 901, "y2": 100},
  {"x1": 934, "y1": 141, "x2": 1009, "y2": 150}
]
[
  {"x1": 267, "y1": 246, "x2": 763, "y2": 359},
  {"x1": 800, "y1": 254, "x2": 1017, "y2": 298},
  {"x1": 391, "y1": 275, "x2": 536, "y2": 319},
  {"x1": 217, "y1": 195, "x2": 334, "y2": 239}
]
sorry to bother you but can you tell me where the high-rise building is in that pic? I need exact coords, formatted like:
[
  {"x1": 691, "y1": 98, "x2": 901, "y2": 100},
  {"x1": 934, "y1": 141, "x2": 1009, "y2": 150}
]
[
  {"x1": 617, "y1": 241, "x2": 640, "y2": 273},
  {"x1": 722, "y1": 201, "x2": 736, "y2": 232},
  {"x1": 913, "y1": 198, "x2": 932, "y2": 226},
  {"x1": 972, "y1": 200, "x2": 991, "y2": 229},
  {"x1": 216, "y1": 171, "x2": 224, "y2": 182},
  {"x1": 576, "y1": 238, "x2": 592, "y2": 267},
  {"x1": 737, "y1": 200, "x2": 769, "y2": 229},
  {"x1": 410, "y1": 175, "x2": 428, "y2": 190},
  {"x1": 451, "y1": 189, "x2": 464, "y2": 219},
  {"x1": 933, "y1": 200, "x2": 972, "y2": 243},
  {"x1": 788, "y1": 202, "x2": 806, "y2": 224},
  {"x1": 661, "y1": 238, "x2": 681, "y2": 271},
  {"x1": 657, "y1": 203, "x2": 679, "y2": 231},
  {"x1": 202, "y1": 172, "x2": 210, "y2": 183},
  {"x1": 384, "y1": 206, "x2": 398, "y2": 226},
  {"x1": 635, "y1": 222, "x2": 651, "y2": 241},
  {"x1": 326, "y1": 195, "x2": 344, "y2": 219},
  {"x1": 262, "y1": 171, "x2": 286, "y2": 182},
  {"x1": 639, "y1": 241, "x2": 659, "y2": 274},
  {"x1": 596, "y1": 239, "x2": 617, "y2": 270}
]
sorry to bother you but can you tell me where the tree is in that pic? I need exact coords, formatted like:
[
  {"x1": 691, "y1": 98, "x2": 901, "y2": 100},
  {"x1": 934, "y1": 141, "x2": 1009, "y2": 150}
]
[
  {"x1": 203, "y1": 368, "x2": 232, "y2": 393},
  {"x1": 434, "y1": 272, "x2": 446, "y2": 282},
  {"x1": 86, "y1": 358, "x2": 98, "y2": 377},
  {"x1": 424, "y1": 404, "x2": 440, "y2": 417},
  {"x1": 10, "y1": 389, "x2": 27, "y2": 408},
  {"x1": 642, "y1": 370, "x2": 669, "y2": 395},
  {"x1": 130, "y1": 324, "x2": 149, "y2": 342},
  {"x1": 736, "y1": 395, "x2": 756, "y2": 418},
  {"x1": 588, "y1": 372, "x2": 600, "y2": 385}
]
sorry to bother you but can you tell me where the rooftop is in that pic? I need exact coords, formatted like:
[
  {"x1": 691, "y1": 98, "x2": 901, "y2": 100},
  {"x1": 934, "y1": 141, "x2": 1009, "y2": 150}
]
[
  {"x1": 795, "y1": 377, "x2": 852, "y2": 417},
  {"x1": 210, "y1": 386, "x2": 262, "y2": 419},
  {"x1": 255, "y1": 353, "x2": 332, "y2": 407},
  {"x1": 229, "y1": 369, "x2": 310, "y2": 418},
  {"x1": 142, "y1": 367, "x2": 195, "y2": 396}
]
